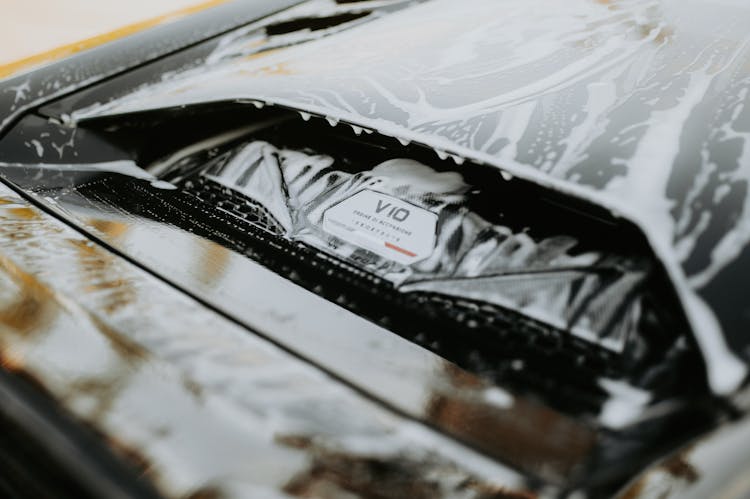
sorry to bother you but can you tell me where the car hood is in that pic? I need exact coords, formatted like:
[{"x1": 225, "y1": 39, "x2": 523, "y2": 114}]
[{"x1": 70, "y1": 0, "x2": 750, "y2": 394}]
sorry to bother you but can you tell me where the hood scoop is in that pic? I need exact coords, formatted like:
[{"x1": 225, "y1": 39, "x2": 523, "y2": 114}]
[
  {"x1": 0, "y1": 104, "x2": 703, "y2": 415},
  {"x1": 182, "y1": 139, "x2": 647, "y2": 354}
]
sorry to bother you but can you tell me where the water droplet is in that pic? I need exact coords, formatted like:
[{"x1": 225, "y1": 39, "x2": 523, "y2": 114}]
[
  {"x1": 299, "y1": 111, "x2": 311, "y2": 122},
  {"x1": 500, "y1": 171, "x2": 514, "y2": 181},
  {"x1": 326, "y1": 116, "x2": 339, "y2": 127},
  {"x1": 397, "y1": 137, "x2": 411, "y2": 146}
]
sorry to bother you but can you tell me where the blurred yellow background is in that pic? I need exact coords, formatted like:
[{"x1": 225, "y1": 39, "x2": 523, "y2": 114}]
[{"x1": 0, "y1": 0, "x2": 228, "y2": 77}]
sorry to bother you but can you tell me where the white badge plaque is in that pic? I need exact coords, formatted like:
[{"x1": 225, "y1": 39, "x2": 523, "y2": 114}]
[{"x1": 323, "y1": 189, "x2": 437, "y2": 265}]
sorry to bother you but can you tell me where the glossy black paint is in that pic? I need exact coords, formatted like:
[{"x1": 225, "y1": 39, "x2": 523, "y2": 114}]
[
  {"x1": 53, "y1": 0, "x2": 750, "y2": 391},
  {"x1": 0, "y1": 100, "x2": 721, "y2": 497},
  {"x1": 0, "y1": 1, "x2": 747, "y2": 498}
]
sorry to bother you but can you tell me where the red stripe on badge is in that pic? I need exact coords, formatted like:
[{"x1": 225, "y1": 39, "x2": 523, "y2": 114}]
[{"x1": 385, "y1": 242, "x2": 417, "y2": 257}]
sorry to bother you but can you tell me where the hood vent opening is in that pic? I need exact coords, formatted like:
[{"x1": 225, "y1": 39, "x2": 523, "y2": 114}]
[
  {"x1": 53, "y1": 105, "x2": 706, "y2": 414},
  {"x1": 0, "y1": 104, "x2": 710, "y2": 419}
]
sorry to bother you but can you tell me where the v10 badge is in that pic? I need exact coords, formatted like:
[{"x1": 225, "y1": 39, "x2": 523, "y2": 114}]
[{"x1": 323, "y1": 189, "x2": 438, "y2": 265}]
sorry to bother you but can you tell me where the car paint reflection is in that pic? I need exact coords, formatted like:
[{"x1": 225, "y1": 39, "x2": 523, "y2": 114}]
[{"x1": 0, "y1": 183, "x2": 536, "y2": 497}]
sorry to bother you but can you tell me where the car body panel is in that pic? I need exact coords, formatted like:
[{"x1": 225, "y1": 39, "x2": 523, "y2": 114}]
[
  {"x1": 618, "y1": 406, "x2": 750, "y2": 499},
  {"x1": 70, "y1": 0, "x2": 750, "y2": 394},
  {"x1": 0, "y1": 1, "x2": 749, "y2": 498},
  {"x1": 0, "y1": 181, "x2": 535, "y2": 498}
]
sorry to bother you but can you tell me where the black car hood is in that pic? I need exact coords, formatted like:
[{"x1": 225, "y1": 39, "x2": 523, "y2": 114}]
[{"x1": 69, "y1": 0, "x2": 750, "y2": 394}]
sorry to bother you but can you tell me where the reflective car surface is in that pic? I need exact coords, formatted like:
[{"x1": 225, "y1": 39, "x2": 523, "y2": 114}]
[{"x1": 0, "y1": 1, "x2": 749, "y2": 498}]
